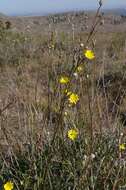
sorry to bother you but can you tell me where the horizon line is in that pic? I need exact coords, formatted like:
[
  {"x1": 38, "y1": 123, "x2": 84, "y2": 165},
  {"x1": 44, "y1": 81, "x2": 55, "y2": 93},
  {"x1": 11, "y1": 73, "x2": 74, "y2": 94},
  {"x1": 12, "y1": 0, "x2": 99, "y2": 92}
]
[{"x1": 1, "y1": 6, "x2": 126, "y2": 17}]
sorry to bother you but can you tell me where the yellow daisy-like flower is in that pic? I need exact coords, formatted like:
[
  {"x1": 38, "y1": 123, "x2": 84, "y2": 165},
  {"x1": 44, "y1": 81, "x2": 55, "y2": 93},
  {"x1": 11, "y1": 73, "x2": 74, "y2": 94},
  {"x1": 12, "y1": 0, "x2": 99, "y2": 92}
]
[
  {"x1": 68, "y1": 93, "x2": 79, "y2": 104},
  {"x1": 59, "y1": 76, "x2": 69, "y2": 84},
  {"x1": 68, "y1": 129, "x2": 79, "y2": 141},
  {"x1": 84, "y1": 49, "x2": 95, "y2": 60},
  {"x1": 4, "y1": 181, "x2": 14, "y2": 190},
  {"x1": 119, "y1": 143, "x2": 125, "y2": 151}
]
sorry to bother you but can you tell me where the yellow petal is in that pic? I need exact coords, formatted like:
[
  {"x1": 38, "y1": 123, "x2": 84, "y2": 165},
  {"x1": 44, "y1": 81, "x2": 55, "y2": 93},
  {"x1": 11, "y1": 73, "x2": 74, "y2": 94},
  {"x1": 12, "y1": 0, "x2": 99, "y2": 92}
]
[
  {"x1": 84, "y1": 50, "x2": 95, "y2": 60},
  {"x1": 68, "y1": 129, "x2": 79, "y2": 140},
  {"x1": 4, "y1": 181, "x2": 14, "y2": 190},
  {"x1": 59, "y1": 76, "x2": 69, "y2": 84},
  {"x1": 68, "y1": 93, "x2": 79, "y2": 104},
  {"x1": 119, "y1": 143, "x2": 125, "y2": 151}
]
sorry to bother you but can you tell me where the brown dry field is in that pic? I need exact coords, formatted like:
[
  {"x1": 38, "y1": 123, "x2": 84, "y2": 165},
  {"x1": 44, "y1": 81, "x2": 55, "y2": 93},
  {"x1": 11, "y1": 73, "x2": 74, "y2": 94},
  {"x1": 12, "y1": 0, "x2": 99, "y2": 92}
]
[{"x1": 0, "y1": 11, "x2": 126, "y2": 150}]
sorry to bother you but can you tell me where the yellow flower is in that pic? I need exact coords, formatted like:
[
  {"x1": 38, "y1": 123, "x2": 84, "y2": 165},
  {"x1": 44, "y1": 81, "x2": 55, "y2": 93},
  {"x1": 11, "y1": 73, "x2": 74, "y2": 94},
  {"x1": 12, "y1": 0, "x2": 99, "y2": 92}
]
[
  {"x1": 68, "y1": 93, "x2": 79, "y2": 104},
  {"x1": 119, "y1": 143, "x2": 125, "y2": 151},
  {"x1": 4, "y1": 181, "x2": 14, "y2": 190},
  {"x1": 84, "y1": 49, "x2": 95, "y2": 60},
  {"x1": 59, "y1": 76, "x2": 69, "y2": 84},
  {"x1": 68, "y1": 129, "x2": 79, "y2": 141}
]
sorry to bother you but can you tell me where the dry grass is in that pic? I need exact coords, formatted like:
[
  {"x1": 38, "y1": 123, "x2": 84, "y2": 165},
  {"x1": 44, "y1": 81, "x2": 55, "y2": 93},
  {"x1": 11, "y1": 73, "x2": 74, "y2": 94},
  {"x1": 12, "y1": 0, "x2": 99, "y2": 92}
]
[{"x1": 0, "y1": 6, "x2": 126, "y2": 189}]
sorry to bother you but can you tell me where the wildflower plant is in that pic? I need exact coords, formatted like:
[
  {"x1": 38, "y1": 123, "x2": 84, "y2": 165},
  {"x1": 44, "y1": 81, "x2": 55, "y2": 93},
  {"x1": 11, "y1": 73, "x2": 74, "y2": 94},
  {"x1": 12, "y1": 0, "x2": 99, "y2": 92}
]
[
  {"x1": 40, "y1": 5, "x2": 104, "y2": 186},
  {"x1": 49, "y1": 0, "x2": 104, "y2": 152}
]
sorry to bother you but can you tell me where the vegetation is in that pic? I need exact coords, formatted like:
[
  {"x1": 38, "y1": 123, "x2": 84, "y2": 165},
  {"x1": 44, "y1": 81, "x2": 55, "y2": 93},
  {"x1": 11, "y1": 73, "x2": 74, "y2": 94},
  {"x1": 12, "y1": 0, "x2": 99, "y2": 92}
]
[{"x1": 0, "y1": 1, "x2": 126, "y2": 189}]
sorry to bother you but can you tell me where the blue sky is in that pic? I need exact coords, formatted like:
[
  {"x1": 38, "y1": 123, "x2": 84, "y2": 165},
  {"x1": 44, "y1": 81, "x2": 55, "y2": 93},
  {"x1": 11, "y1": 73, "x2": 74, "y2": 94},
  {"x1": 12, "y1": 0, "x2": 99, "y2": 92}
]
[{"x1": 0, "y1": 0, "x2": 126, "y2": 15}]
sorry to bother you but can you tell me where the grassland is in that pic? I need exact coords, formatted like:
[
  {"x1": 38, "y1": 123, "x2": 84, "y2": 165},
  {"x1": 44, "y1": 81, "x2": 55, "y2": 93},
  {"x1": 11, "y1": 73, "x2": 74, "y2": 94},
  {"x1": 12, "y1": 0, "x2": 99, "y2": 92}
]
[{"x1": 0, "y1": 6, "x2": 126, "y2": 190}]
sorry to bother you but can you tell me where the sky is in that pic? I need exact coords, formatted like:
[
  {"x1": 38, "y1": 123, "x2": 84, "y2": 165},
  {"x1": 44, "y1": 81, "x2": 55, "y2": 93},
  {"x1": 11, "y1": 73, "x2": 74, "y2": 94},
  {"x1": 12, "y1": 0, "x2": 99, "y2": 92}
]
[{"x1": 0, "y1": 0, "x2": 126, "y2": 16}]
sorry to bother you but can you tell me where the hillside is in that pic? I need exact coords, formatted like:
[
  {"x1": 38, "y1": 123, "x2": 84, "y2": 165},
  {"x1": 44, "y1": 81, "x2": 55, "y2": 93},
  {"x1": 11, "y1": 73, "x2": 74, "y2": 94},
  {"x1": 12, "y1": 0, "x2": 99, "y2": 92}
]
[
  {"x1": 1, "y1": 9, "x2": 125, "y2": 35},
  {"x1": 103, "y1": 8, "x2": 126, "y2": 16},
  {"x1": 0, "y1": 12, "x2": 7, "y2": 18}
]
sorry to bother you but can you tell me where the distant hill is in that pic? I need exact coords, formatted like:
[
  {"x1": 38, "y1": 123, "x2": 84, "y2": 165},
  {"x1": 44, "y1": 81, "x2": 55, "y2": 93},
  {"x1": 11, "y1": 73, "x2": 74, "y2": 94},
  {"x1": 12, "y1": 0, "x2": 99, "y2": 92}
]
[
  {"x1": 103, "y1": 8, "x2": 126, "y2": 16},
  {"x1": 8, "y1": 8, "x2": 126, "y2": 17},
  {"x1": 0, "y1": 12, "x2": 7, "y2": 18}
]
